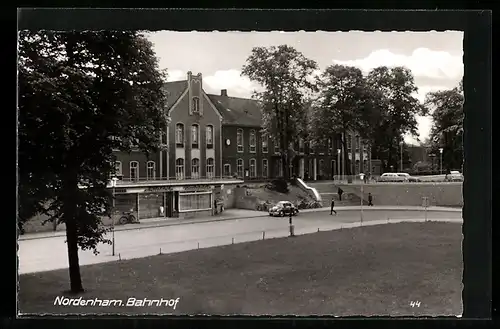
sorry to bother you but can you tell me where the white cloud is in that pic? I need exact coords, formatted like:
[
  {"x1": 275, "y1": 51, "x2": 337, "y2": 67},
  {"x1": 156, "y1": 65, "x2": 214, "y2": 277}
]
[
  {"x1": 333, "y1": 48, "x2": 463, "y2": 80},
  {"x1": 404, "y1": 115, "x2": 433, "y2": 145},
  {"x1": 203, "y1": 69, "x2": 260, "y2": 98},
  {"x1": 166, "y1": 69, "x2": 186, "y2": 82}
]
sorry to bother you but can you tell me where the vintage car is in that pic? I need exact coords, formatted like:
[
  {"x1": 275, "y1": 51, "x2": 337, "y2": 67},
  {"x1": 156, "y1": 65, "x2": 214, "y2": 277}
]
[
  {"x1": 396, "y1": 173, "x2": 422, "y2": 182},
  {"x1": 268, "y1": 201, "x2": 299, "y2": 217},
  {"x1": 446, "y1": 170, "x2": 464, "y2": 182},
  {"x1": 378, "y1": 173, "x2": 406, "y2": 182}
]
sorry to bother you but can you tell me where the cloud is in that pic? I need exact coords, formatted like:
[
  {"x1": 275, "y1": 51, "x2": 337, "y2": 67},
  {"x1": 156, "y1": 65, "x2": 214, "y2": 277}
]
[
  {"x1": 333, "y1": 48, "x2": 463, "y2": 80},
  {"x1": 166, "y1": 69, "x2": 186, "y2": 82},
  {"x1": 203, "y1": 70, "x2": 260, "y2": 98}
]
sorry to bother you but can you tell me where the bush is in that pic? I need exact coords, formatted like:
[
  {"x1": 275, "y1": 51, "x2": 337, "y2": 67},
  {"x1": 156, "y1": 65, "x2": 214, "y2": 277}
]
[{"x1": 269, "y1": 179, "x2": 289, "y2": 194}]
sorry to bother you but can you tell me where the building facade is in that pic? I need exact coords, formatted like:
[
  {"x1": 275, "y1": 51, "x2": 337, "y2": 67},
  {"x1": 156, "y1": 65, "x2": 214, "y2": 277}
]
[{"x1": 111, "y1": 71, "x2": 381, "y2": 220}]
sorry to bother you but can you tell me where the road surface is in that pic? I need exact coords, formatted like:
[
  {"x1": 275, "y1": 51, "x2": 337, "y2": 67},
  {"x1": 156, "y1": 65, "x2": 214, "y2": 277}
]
[{"x1": 18, "y1": 209, "x2": 462, "y2": 274}]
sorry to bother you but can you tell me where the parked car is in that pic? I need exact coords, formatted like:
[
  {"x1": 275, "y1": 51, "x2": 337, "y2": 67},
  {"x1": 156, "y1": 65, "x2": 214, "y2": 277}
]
[
  {"x1": 396, "y1": 173, "x2": 421, "y2": 182},
  {"x1": 378, "y1": 173, "x2": 407, "y2": 182},
  {"x1": 268, "y1": 201, "x2": 299, "y2": 217},
  {"x1": 446, "y1": 170, "x2": 464, "y2": 182}
]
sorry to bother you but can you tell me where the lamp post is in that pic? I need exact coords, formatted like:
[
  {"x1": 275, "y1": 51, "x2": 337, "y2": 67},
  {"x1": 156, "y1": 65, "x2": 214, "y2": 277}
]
[
  {"x1": 337, "y1": 148, "x2": 341, "y2": 181},
  {"x1": 359, "y1": 173, "x2": 365, "y2": 226},
  {"x1": 400, "y1": 140, "x2": 404, "y2": 172},
  {"x1": 111, "y1": 177, "x2": 118, "y2": 256},
  {"x1": 439, "y1": 148, "x2": 444, "y2": 175}
]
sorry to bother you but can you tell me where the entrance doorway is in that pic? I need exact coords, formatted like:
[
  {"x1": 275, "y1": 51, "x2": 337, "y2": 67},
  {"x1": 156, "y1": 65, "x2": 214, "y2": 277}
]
[{"x1": 331, "y1": 160, "x2": 336, "y2": 179}]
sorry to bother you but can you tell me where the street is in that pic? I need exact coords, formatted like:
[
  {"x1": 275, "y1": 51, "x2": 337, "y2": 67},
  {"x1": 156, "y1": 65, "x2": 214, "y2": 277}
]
[{"x1": 18, "y1": 209, "x2": 462, "y2": 274}]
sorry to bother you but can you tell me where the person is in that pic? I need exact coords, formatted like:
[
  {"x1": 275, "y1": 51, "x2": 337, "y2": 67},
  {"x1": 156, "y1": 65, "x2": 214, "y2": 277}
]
[
  {"x1": 330, "y1": 198, "x2": 337, "y2": 215},
  {"x1": 368, "y1": 193, "x2": 373, "y2": 206},
  {"x1": 338, "y1": 187, "x2": 343, "y2": 201},
  {"x1": 214, "y1": 199, "x2": 218, "y2": 215}
]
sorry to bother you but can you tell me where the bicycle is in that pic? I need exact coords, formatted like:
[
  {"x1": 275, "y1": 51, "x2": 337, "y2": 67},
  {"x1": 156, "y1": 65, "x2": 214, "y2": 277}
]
[{"x1": 118, "y1": 211, "x2": 138, "y2": 225}]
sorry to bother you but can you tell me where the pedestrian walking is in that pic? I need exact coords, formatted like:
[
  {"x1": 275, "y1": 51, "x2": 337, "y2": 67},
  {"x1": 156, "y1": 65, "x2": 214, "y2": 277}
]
[
  {"x1": 330, "y1": 198, "x2": 337, "y2": 215},
  {"x1": 368, "y1": 192, "x2": 373, "y2": 206},
  {"x1": 338, "y1": 187, "x2": 343, "y2": 201}
]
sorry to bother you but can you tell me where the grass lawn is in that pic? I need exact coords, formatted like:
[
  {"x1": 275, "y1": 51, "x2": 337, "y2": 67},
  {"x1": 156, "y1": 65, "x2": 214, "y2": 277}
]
[{"x1": 18, "y1": 222, "x2": 463, "y2": 316}]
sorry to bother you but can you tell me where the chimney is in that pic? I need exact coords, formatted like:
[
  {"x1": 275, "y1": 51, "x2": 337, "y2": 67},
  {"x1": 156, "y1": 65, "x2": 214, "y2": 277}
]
[{"x1": 221, "y1": 89, "x2": 228, "y2": 97}]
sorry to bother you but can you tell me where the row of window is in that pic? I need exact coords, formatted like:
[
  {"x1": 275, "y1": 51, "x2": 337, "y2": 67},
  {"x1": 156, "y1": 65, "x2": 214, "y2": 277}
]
[
  {"x1": 223, "y1": 158, "x2": 271, "y2": 178},
  {"x1": 176, "y1": 123, "x2": 213, "y2": 148},
  {"x1": 236, "y1": 129, "x2": 265, "y2": 153},
  {"x1": 115, "y1": 161, "x2": 156, "y2": 181},
  {"x1": 175, "y1": 158, "x2": 215, "y2": 180}
]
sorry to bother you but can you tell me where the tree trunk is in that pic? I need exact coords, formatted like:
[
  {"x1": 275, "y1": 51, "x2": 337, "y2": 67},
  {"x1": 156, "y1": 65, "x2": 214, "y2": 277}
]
[
  {"x1": 63, "y1": 175, "x2": 84, "y2": 293},
  {"x1": 341, "y1": 130, "x2": 351, "y2": 176},
  {"x1": 284, "y1": 110, "x2": 290, "y2": 180}
]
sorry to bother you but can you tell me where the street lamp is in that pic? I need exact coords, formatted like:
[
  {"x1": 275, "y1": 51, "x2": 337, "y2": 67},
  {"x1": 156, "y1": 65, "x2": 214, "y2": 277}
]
[
  {"x1": 439, "y1": 148, "x2": 444, "y2": 175},
  {"x1": 359, "y1": 173, "x2": 365, "y2": 226},
  {"x1": 337, "y1": 148, "x2": 341, "y2": 181},
  {"x1": 400, "y1": 141, "x2": 404, "y2": 172},
  {"x1": 111, "y1": 177, "x2": 119, "y2": 256}
]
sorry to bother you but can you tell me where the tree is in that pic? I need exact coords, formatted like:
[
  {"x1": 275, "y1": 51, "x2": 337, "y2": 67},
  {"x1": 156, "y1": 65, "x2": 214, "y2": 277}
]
[
  {"x1": 309, "y1": 64, "x2": 376, "y2": 176},
  {"x1": 18, "y1": 31, "x2": 168, "y2": 293},
  {"x1": 241, "y1": 45, "x2": 318, "y2": 180},
  {"x1": 366, "y1": 66, "x2": 426, "y2": 172},
  {"x1": 424, "y1": 79, "x2": 464, "y2": 172}
]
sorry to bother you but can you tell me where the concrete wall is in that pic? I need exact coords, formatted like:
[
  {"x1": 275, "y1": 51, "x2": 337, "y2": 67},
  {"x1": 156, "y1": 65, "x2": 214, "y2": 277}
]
[
  {"x1": 337, "y1": 182, "x2": 463, "y2": 207},
  {"x1": 233, "y1": 187, "x2": 259, "y2": 210}
]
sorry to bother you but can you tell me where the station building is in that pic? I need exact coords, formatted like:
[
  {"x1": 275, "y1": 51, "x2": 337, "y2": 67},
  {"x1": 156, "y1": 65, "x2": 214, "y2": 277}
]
[{"x1": 111, "y1": 71, "x2": 381, "y2": 220}]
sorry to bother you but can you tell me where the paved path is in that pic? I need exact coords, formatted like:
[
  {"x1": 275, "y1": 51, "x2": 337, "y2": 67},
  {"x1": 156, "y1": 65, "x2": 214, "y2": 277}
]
[
  {"x1": 18, "y1": 206, "x2": 460, "y2": 241},
  {"x1": 18, "y1": 208, "x2": 462, "y2": 274}
]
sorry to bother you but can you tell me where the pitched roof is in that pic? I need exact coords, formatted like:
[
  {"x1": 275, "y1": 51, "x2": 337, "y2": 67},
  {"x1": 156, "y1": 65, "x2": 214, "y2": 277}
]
[
  {"x1": 163, "y1": 80, "x2": 188, "y2": 110},
  {"x1": 207, "y1": 94, "x2": 262, "y2": 127},
  {"x1": 163, "y1": 79, "x2": 263, "y2": 127}
]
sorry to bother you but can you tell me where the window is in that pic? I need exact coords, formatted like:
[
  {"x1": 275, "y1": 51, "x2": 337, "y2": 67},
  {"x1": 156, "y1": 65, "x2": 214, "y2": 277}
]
[
  {"x1": 115, "y1": 161, "x2": 122, "y2": 177},
  {"x1": 328, "y1": 138, "x2": 332, "y2": 154},
  {"x1": 319, "y1": 159, "x2": 324, "y2": 177},
  {"x1": 299, "y1": 138, "x2": 304, "y2": 153},
  {"x1": 262, "y1": 159, "x2": 268, "y2": 178},
  {"x1": 206, "y1": 125, "x2": 214, "y2": 148},
  {"x1": 192, "y1": 97, "x2": 200, "y2": 113},
  {"x1": 191, "y1": 158, "x2": 200, "y2": 179},
  {"x1": 176, "y1": 123, "x2": 184, "y2": 147},
  {"x1": 175, "y1": 158, "x2": 184, "y2": 180},
  {"x1": 262, "y1": 133, "x2": 268, "y2": 153},
  {"x1": 224, "y1": 163, "x2": 231, "y2": 177},
  {"x1": 310, "y1": 140, "x2": 315, "y2": 154},
  {"x1": 146, "y1": 161, "x2": 156, "y2": 180},
  {"x1": 130, "y1": 161, "x2": 139, "y2": 181},
  {"x1": 356, "y1": 135, "x2": 360, "y2": 152},
  {"x1": 237, "y1": 129, "x2": 244, "y2": 152},
  {"x1": 274, "y1": 141, "x2": 280, "y2": 154},
  {"x1": 249, "y1": 130, "x2": 256, "y2": 153},
  {"x1": 179, "y1": 193, "x2": 211, "y2": 211},
  {"x1": 206, "y1": 158, "x2": 215, "y2": 178},
  {"x1": 347, "y1": 134, "x2": 352, "y2": 151},
  {"x1": 191, "y1": 124, "x2": 199, "y2": 148},
  {"x1": 249, "y1": 158, "x2": 256, "y2": 178},
  {"x1": 237, "y1": 158, "x2": 244, "y2": 178}
]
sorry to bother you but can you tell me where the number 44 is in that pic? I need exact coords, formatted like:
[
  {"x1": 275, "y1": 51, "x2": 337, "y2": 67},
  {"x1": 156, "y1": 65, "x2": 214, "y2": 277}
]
[{"x1": 410, "y1": 301, "x2": 421, "y2": 308}]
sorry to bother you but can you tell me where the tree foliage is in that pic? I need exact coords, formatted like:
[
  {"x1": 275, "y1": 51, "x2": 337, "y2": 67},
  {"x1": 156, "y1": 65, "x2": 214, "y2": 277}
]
[
  {"x1": 309, "y1": 64, "x2": 376, "y2": 176},
  {"x1": 366, "y1": 66, "x2": 426, "y2": 171},
  {"x1": 18, "y1": 31, "x2": 168, "y2": 292},
  {"x1": 424, "y1": 79, "x2": 464, "y2": 171},
  {"x1": 241, "y1": 45, "x2": 318, "y2": 180}
]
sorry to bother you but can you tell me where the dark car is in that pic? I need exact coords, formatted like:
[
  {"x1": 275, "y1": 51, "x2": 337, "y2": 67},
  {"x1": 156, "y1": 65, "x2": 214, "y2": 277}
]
[{"x1": 268, "y1": 201, "x2": 299, "y2": 217}]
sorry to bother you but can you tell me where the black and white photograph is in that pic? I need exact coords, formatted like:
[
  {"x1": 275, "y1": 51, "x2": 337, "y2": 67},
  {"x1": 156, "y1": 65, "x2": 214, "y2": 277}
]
[{"x1": 17, "y1": 16, "x2": 473, "y2": 317}]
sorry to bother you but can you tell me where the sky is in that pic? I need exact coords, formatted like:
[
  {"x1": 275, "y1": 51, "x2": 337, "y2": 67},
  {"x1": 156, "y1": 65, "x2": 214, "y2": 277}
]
[{"x1": 145, "y1": 31, "x2": 463, "y2": 145}]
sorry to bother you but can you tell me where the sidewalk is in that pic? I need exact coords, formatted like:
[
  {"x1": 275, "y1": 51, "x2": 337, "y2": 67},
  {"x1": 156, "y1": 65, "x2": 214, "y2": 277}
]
[{"x1": 18, "y1": 205, "x2": 461, "y2": 241}]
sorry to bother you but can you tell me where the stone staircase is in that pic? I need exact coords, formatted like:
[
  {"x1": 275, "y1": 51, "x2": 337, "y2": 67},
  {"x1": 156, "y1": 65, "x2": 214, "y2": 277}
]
[{"x1": 306, "y1": 181, "x2": 368, "y2": 206}]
